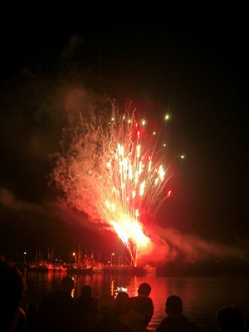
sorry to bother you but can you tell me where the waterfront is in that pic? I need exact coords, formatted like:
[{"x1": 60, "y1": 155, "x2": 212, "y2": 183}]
[{"x1": 22, "y1": 270, "x2": 249, "y2": 332}]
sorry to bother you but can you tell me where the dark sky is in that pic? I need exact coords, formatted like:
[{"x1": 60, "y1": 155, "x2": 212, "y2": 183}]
[{"x1": 0, "y1": 11, "x2": 248, "y2": 264}]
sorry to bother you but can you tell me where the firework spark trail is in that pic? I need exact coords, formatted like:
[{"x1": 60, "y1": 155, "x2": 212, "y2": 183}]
[{"x1": 50, "y1": 103, "x2": 174, "y2": 265}]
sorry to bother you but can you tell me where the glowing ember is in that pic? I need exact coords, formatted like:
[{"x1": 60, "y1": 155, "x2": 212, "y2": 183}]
[{"x1": 50, "y1": 102, "x2": 179, "y2": 266}]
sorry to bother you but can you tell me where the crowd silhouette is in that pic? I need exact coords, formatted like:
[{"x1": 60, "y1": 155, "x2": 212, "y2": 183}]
[{"x1": 0, "y1": 256, "x2": 248, "y2": 332}]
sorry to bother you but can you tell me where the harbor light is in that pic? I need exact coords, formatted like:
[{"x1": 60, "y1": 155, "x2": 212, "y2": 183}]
[{"x1": 111, "y1": 253, "x2": 115, "y2": 266}]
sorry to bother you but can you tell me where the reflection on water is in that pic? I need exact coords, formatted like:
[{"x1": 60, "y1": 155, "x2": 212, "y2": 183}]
[{"x1": 23, "y1": 271, "x2": 249, "y2": 332}]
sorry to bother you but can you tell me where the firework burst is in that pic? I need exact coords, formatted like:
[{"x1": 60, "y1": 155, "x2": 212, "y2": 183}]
[{"x1": 50, "y1": 102, "x2": 180, "y2": 266}]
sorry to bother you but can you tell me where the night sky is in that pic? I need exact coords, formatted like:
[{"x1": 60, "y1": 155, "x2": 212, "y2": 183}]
[{"x1": 0, "y1": 11, "x2": 248, "y2": 264}]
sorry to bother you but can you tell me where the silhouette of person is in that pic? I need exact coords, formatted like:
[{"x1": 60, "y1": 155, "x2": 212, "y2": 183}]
[
  {"x1": 130, "y1": 296, "x2": 154, "y2": 331},
  {"x1": 0, "y1": 256, "x2": 26, "y2": 332},
  {"x1": 115, "y1": 291, "x2": 130, "y2": 317},
  {"x1": 156, "y1": 295, "x2": 199, "y2": 332},
  {"x1": 129, "y1": 282, "x2": 154, "y2": 322},
  {"x1": 87, "y1": 293, "x2": 133, "y2": 332},
  {"x1": 37, "y1": 276, "x2": 76, "y2": 332},
  {"x1": 14, "y1": 307, "x2": 26, "y2": 332},
  {"x1": 74, "y1": 285, "x2": 95, "y2": 331},
  {"x1": 25, "y1": 302, "x2": 38, "y2": 332},
  {"x1": 216, "y1": 305, "x2": 245, "y2": 332}
]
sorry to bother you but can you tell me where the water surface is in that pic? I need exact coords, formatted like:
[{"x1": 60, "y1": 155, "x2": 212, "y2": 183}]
[{"x1": 23, "y1": 271, "x2": 249, "y2": 332}]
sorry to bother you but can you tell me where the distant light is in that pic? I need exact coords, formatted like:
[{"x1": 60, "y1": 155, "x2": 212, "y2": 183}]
[
  {"x1": 165, "y1": 114, "x2": 170, "y2": 121},
  {"x1": 152, "y1": 131, "x2": 156, "y2": 135},
  {"x1": 163, "y1": 143, "x2": 166, "y2": 147},
  {"x1": 141, "y1": 119, "x2": 146, "y2": 126},
  {"x1": 180, "y1": 155, "x2": 185, "y2": 159}
]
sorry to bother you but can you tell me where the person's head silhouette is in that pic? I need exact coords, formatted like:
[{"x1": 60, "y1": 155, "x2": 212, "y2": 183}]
[
  {"x1": 165, "y1": 295, "x2": 183, "y2": 317},
  {"x1": 0, "y1": 256, "x2": 26, "y2": 331},
  {"x1": 217, "y1": 305, "x2": 245, "y2": 332},
  {"x1": 59, "y1": 276, "x2": 74, "y2": 296},
  {"x1": 138, "y1": 282, "x2": 151, "y2": 297}
]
